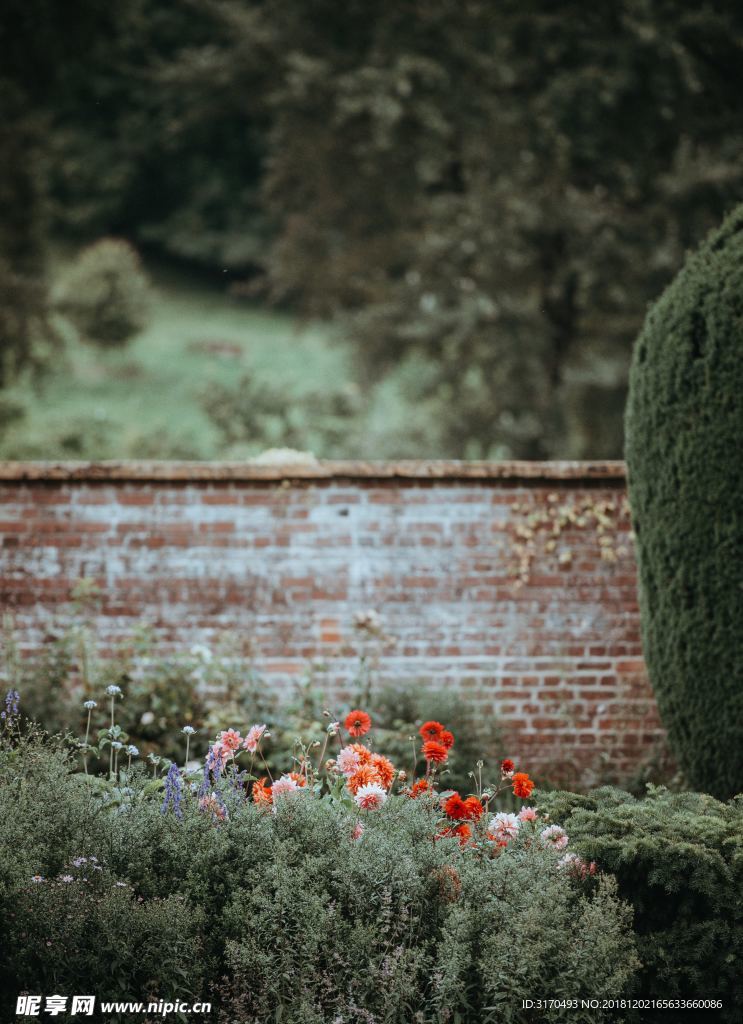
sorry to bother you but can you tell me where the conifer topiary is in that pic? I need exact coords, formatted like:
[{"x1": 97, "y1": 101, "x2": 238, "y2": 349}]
[{"x1": 625, "y1": 204, "x2": 743, "y2": 799}]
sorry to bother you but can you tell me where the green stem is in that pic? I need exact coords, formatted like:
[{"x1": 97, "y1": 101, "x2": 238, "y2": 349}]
[{"x1": 83, "y1": 709, "x2": 92, "y2": 775}]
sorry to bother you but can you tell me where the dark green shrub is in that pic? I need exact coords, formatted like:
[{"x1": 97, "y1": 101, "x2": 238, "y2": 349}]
[
  {"x1": 53, "y1": 237, "x2": 151, "y2": 345},
  {"x1": 625, "y1": 203, "x2": 743, "y2": 799},
  {"x1": 539, "y1": 785, "x2": 743, "y2": 1023}
]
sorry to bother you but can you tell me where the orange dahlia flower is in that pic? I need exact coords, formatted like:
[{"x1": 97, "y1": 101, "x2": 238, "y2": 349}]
[
  {"x1": 512, "y1": 772, "x2": 535, "y2": 798},
  {"x1": 252, "y1": 778, "x2": 272, "y2": 805},
  {"x1": 345, "y1": 710, "x2": 372, "y2": 737},
  {"x1": 346, "y1": 764, "x2": 383, "y2": 794},
  {"x1": 350, "y1": 742, "x2": 372, "y2": 765},
  {"x1": 370, "y1": 753, "x2": 395, "y2": 789}
]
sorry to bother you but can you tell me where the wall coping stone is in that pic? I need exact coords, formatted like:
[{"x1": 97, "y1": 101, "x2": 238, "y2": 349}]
[{"x1": 0, "y1": 460, "x2": 627, "y2": 484}]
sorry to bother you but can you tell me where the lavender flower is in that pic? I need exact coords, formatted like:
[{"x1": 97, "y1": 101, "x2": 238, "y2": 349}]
[
  {"x1": 2, "y1": 689, "x2": 20, "y2": 721},
  {"x1": 162, "y1": 763, "x2": 184, "y2": 820},
  {"x1": 199, "y1": 745, "x2": 222, "y2": 798}
]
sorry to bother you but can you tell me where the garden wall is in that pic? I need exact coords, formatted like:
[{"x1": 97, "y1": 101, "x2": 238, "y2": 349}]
[{"x1": 0, "y1": 460, "x2": 665, "y2": 785}]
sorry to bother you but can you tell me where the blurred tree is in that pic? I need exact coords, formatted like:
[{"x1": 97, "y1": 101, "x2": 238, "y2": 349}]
[
  {"x1": 217, "y1": 0, "x2": 743, "y2": 457},
  {"x1": 44, "y1": 0, "x2": 269, "y2": 273},
  {"x1": 0, "y1": 0, "x2": 124, "y2": 386}
]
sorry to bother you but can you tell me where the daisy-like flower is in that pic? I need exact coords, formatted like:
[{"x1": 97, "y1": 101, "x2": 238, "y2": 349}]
[
  {"x1": 422, "y1": 739, "x2": 449, "y2": 764},
  {"x1": 243, "y1": 724, "x2": 267, "y2": 753},
  {"x1": 31, "y1": 875, "x2": 45, "y2": 883},
  {"x1": 83, "y1": 700, "x2": 97, "y2": 710},
  {"x1": 344, "y1": 709, "x2": 372, "y2": 737},
  {"x1": 71, "y1": 857, "x2": 88, "y2": 867},
  {"x1": 512, "y1": 772, "x2": 535, "y2": 798},
  {"x1": 336, "y1": 745, "x2": 362, "y2": 776},
  {"x1": 272, "y1": 774, "x2": 300, "y2": 797},
  {"x1": 419, "y1": 721, "x2": 444, "y2": 741},
  {"x1": 346, "y1": 764, "x2": 383, "y2": 795},
  {"x1": 58, "y1": 874, "x2": 74, "y2": 883},
  {"x1": 518, "y1": 806, "x2": 538, "y2": 822},
  {"x1": 541, "y1": 824, "x2": 569, "y2": 850},
  {"x1": 217, "y1": 729, "x2": 243, "y2": 754},
  {"x1": 354, "y1": 782, "x2": 387, "y2": 811},
  {"x1": 488, "y1": 812, "x2": 521, "y2": 843}
]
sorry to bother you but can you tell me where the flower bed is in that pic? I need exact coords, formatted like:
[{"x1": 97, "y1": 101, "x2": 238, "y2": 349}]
[{"x1": 0, "y1": 690, "x2": 639, "y2": 1023}]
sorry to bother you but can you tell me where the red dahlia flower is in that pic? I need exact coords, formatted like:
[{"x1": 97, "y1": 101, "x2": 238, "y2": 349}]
[
  {"x1": 462, "y1": 795, "x2": 483, "y2": 820},
  {"x1": 419, "y1": 720, "x2": 444, "y2": 741},
  {"x1": 409, "y1": 779, "x2": 432, "y2": 798},
  {"x1": 500, "y1": 758, "x2": 515, "y2": 775},
  {"x1": 440, "y1": 729, "x2": 455, "y2": 750},
  {"x1": 443, "y1": 793, "x2": 468, "y2": 820},
  {"x1": 422, "y1": 739, "x2": 449, "y2": 764},
  {"x1": 345, "y1": 709, "x2": 372, "y2": 737},
  {"x1": 437, "y1": 822, "x2": 472, "y2": 846}
]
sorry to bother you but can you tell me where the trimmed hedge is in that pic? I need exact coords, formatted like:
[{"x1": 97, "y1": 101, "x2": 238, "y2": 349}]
[{"x1": 625, "y1": 203, "x2": 743, "y2": 799}]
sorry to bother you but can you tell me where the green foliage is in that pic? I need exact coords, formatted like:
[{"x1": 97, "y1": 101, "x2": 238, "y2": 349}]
[
  {"x1": 539, "y1": 786, "x2": 743, "y2": 1023},
  {"x1": 53, "y1": 238, "x2": 152, "y2": 346},
  {"x1": 625, "y1": 203, "x2": 743, "y2": 799},
  {"x1": 201, "y1": 372, "x2": 362, "y2": 457},
  {"x1": 228, "y1": 0, "x2": 743, "y2": 459}
]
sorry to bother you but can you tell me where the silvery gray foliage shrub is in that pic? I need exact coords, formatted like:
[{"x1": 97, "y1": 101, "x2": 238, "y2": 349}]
[
  {"x1": 210, "y1": 799, "x2": 639, "y2": 1024},
  {"x1": 0, "y1": 735, "x2": 639, "y2": 1024}
]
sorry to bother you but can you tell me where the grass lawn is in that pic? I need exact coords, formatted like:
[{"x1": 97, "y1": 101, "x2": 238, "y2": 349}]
[{"x1": 0, "y1": 253, "x2": 351, "y2": 460}]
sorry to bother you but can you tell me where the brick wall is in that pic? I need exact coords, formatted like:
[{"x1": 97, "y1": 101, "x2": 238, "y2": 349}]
[{"x1": 0, "y1": 460, "x2": 665, "y2": 785}]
